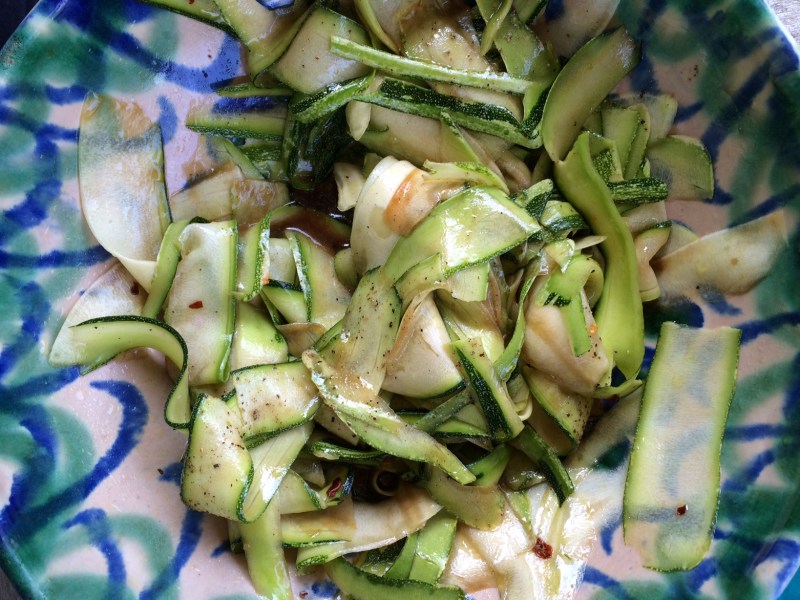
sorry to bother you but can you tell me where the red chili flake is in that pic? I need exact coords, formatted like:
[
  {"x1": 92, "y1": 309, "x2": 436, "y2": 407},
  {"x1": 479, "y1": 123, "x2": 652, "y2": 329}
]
[
  {"x1": 326, "y1": 478, "x2": 343, "y2": 499},
  {"x1": 188, "y1": 300, "x2": 204, "y2": 309},
  {"x1": 676, "y1": 504, "x2": 688, "y2": 516},
  {"x1": 299, "y1": 593, "x2": 308, "y2": 599},
  {"x1": 130, "y1": 282, "x2": 140, "y2": 295},
  {"x1": 532, "y1": 537, "x2": 553, "y2": 559}
]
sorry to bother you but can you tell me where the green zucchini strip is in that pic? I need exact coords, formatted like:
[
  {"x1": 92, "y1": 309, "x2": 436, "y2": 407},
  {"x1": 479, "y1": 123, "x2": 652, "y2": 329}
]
[
  {"x1": 307, "y1": 440, "x2": 386, "y2": 466},
  {"x1": 290, "y1": 74, "x2": 374, "y2": 123},
  {"x1": 406, "y1": 511, "x2": 458, "y2": 583},
  {"x1": 214, "y1": 82, "x2": 293, "y2": 98},
  {"x1": 607, "y1": 178, "x2": 668, "y2": 207},
  {"x1": 355, "y1": 78, "x2": 538, "y2": 149},
  {"x1": 555, "y1": 132, "x2": 644, "y2": 380},
  {"x1": 353, "y1": 0, "x2": 399, "y2": 52},
  {"x1": 270, "y1": 6, "x2": 371, "y2": 94},
  {"x1": 326, "y1": 557, "x2": 466, "y2": 599},
  {"x1": 542, "y1": 28, "x2": 641, "y2": 161},
  {"x1": 181, "y1": 394, "x2": 253, "y2": 519},
  {"x1": 478, "y1": 0, "x2": 513, "y2": 56},
  {"x1": 143, "y1": 218, "x2": 197, "y2": 318},
  {"x1": 186, "y1": 109, "x2": 286, "y2": 140},
  {"x1": 383, "y1": 186, "x2": 541, "y2": 283},
  {"x1": 276, "y1": 468, "x2": 353, "y2": 514},
  {"x1": 239, "y1": 501, "x2": 293, "y2": 598},
  {"x1": 453, "y1": 338, "x2": 524, "y2": 442},
  {"x1": 281, "y1": 497, "x2": 357, "y2": 547},
  {"x1": 232, "y1": 361, "x2": 319, "y2": 445},
  {"x1": 476, "y1": 0, "x2": 558, "y2": 83},
  {"x1": 212, "y1": 0, "x2": 311, "y2": 79},
  {"x1": 534, "y1": 253, "x2": 600, "y2": 357},
  {"x1": 511, "y1": 425, "x2": 574, "y2": 504},
  {"x1": 329, "y1": 36, "x2": 532, "y2": 94},
  {"x1": 235, "y1": 214, "x2": 270, "y2": 302},
  {"x1": 68, "y1": 316, "x2": 190, "y2": 428},
  {"x1": 624, "y1": 322, "x2": 740, "y2": 571},
  {"x1": 164, "y1": 220, "x2": 238, "y2": 386},
  {"x1": 302, "y1": 350, "x2": 476, "y2": 485},
  {"x1": 288, "y1": 231, "x2": 351, "y2": 330},
  {"x1": 424, "y1": 160, "x2": 509, "y2": 194},
  {"x1": 229, "y1": 302, "x2": 288, "y2": 370},
  {"x1": 320, "y1": 268, "x2": 400, "y2": 390},
  {"x1": 423, "y1": 465, "x2": 505, "y2": 530},
  {"x1": 522, "y1": 365, "x2": 593, "y2": 450},
  {"x1": 494, "y1": 276, "x2": 535, "y2": 381},
  {"x1": 244, "y1": 422, "x2": 313, "y2": 519}
]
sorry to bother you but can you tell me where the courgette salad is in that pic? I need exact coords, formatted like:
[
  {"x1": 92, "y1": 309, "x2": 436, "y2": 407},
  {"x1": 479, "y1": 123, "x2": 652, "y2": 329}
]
[{"x1": 49, "y1": 1, "x2": 790, "y2": 598}]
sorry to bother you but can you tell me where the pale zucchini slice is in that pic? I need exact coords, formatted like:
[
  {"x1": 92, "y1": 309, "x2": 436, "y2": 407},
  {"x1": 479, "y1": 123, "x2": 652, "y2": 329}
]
[
  {"x1": 164, "y1": 221, "x2": 237, "y2": 386},
  {"x1": 270, "y1": 6, "x2": 371, "y2": 94},
  {"x1": 267, "y1": 238, "x2": 297, "y2": 284},
  {"x1": 78, "y1": 93, "x2": 169, "y2": 292},
  {"x1": 646, "y1": 135, "x2": 714, "y2": 200},
  {"x1": 654, "y1": 210, "x2": 788, "y2": 298},
  {"x1": 231, "y1": 179, "x2": 290, "y2": 227},
  {"x1": 246, "y1": 422, "x2": 313, "y2": 514},
  {"x1": 49, "y1": 263, "x2": 145, "y2": 366},
  {"x1": 168, "y1": 161, "x2": 242, "y2": 222},
  {"x1": 350, "y1": 156, "x2": 417, "y2": 274},
  {"x1": 281, "y1": 496, "x2": 357, "y2": 547},
  {"x1": 383, "y1": 294, "x2": 463, "y2": 400},
  {"x1": 211, "y1": 0, "x2": 310, "y2": 79},
  {"x1": 360, "y1": 107, "x2": 484, "y2": 167},
  {"x1": 633, "y1": 222, "x2": 672, "y2": 302},
  {"x1": 275, "y1": 322, "x2": 327, "y2": 356},
  {"x1": 296, "y1": 485, "x2": 442, "y2": 569}
]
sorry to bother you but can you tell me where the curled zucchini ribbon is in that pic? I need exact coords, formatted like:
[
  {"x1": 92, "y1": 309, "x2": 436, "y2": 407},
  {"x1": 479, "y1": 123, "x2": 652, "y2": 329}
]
[{"x1": 67, "y1": 316, "x2": 191, "y2": 429}]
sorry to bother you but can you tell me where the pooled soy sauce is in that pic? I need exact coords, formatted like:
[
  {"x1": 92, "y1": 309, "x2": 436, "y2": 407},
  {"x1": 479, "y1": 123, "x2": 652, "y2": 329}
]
[{"x1": 272, "y1": 174, "x2": 352, "y2": 252}]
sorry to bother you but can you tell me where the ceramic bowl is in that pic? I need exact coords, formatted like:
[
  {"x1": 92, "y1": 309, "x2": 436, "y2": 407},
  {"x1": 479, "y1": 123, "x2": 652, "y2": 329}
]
[{"x1": 0, "y1": 0, "x2": 799, "y2": 598}]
